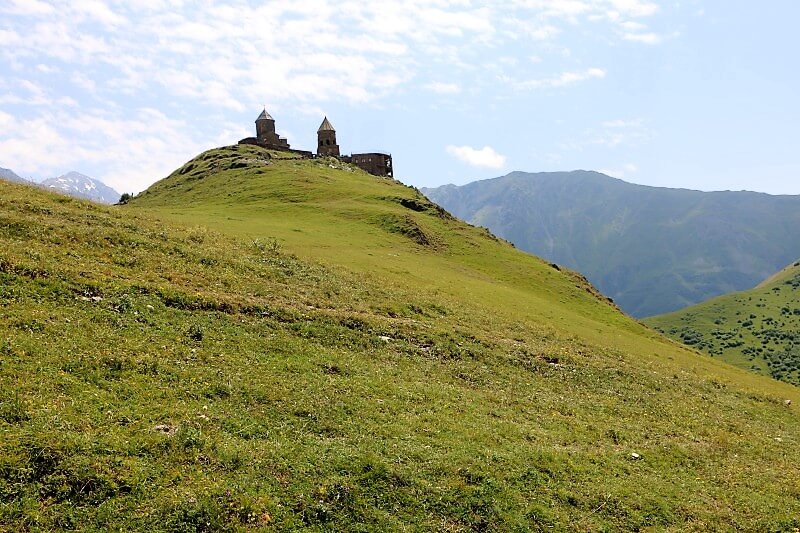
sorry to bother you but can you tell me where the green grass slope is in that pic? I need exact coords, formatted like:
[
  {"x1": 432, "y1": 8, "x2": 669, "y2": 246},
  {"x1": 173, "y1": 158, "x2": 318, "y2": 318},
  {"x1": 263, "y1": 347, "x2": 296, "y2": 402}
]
[
  {"x1": 646, "y1": 260, "x2": 800, "y2": 386},
  {"x1": 1, "y1": 145, "x2": 799, "y2": 531},
  {"x1": 423, "y1": 171, "x2": 800, "y2": 317}
]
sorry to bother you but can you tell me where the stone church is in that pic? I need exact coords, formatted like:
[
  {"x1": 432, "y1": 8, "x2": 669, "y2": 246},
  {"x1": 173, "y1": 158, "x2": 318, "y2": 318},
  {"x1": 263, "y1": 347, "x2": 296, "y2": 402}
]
[{"x1": 239, "y1": 109, "x2": 393, "y2": 178}]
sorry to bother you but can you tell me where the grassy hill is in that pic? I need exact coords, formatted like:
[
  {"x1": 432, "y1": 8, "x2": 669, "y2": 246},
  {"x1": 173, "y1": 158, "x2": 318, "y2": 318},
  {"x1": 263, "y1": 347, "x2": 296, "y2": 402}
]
[
  {"x1": 422, "y1": 171, "x2": 800, "y2": 317},
  {"x1": 646, "y1": 261, "x2": 800, "y2": 385},
  {"x1": 2, "y1": 144, "x2": 800, "y2": 530}
]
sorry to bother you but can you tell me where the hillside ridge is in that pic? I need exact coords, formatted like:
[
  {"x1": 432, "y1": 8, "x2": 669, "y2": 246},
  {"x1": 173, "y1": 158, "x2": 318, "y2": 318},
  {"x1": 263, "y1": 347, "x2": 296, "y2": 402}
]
[
  {"x1": 646, "y1": 260, "x2": 800, "y2": 385},
  {"x1": 2, "y1": 147, "x2": 800, "y2": 530}
]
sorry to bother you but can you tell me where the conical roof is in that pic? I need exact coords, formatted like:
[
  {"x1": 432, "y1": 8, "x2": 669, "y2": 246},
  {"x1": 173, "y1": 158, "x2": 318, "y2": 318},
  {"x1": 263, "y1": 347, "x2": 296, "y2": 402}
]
[
  {"x1": 256, "y1": 108, "x2": 274, "y2": 121},
  {"x1": 318, "y1": 116, "x2": 335, "y2": 132}
]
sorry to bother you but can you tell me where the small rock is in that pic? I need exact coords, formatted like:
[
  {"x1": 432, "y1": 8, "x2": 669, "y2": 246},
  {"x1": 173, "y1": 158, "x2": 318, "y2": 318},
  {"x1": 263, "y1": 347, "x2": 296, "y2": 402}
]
[
  {"x1": 630, "y1": 452, "x2": 641, "y2": 460},
  {"x1": 146, "y1": 304, "x2": 154, "y2": 310},
  {"x1": 378, "y1": 335, "x2": 391, "y2": 342},
  {"x1": 91, "y1": 296, "x2": 103, "y2": 302},
  {"x1": 785, "y1": 399, "x2": 792, "y2": 406},
  {"x1": 774, "y1": 437, "x2": 783, "y2": 443},
  {"x1": 153, "y1": 424, "x2": 175, "y2": 435}
]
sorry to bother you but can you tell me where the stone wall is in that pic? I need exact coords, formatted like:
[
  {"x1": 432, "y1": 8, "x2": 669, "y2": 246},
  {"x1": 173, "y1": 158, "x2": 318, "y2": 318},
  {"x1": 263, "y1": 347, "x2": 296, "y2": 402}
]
[{"x1": 238, "y1": 138, "x2": 313, "y2": 158}]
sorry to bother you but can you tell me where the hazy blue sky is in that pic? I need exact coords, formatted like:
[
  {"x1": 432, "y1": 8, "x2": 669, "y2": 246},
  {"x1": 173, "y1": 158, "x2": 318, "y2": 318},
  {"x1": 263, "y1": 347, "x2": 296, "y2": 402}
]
[{"x1": 1, "y1": 1, "x2": 798, "y2": 194}]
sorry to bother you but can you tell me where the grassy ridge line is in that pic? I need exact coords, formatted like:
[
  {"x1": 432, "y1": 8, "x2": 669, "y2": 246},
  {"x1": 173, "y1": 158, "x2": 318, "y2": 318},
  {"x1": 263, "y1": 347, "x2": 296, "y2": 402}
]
[
  {"x1": 0, "y1": 155, "x2": 798, "y2": 530},
  {"x1": 646, "y1": 261, "x2": 800, "y2": 385},
  {"x1": 757, "y1": 259, "x2": 800, "y2": 288}
]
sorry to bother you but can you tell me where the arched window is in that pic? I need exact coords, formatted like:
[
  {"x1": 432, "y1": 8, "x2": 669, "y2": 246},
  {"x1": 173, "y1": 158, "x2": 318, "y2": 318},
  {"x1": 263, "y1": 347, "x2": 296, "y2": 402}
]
[{"x1": 326, "y1": 139, "x2": 330, "y2": 146}]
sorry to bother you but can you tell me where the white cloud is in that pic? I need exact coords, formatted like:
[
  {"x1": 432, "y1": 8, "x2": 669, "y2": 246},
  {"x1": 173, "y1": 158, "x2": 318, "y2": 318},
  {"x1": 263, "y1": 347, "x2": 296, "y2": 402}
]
[
  {"x1": 1, "y1": 0, "x2": 54, "y2": 16},
  {"x1": 0, "y1": 78, "x2": 53, "y2": 106},
  {"x1": 558, "y1": 118, "x2": 651, "y2": 151},
  {"x1": 446, "y1": 145, "x2": 506, "y2": 169},
  {"x1": 508, "y1": 0, "x2": 662, "y2": 47},
  {"x1": 619, "y1": 20, "x2": 647, "y2": 31},
  {"x1": 36, "y1": 63, "x2": 58, "y2": 73},
  {"x1": 607, "y1": 0, "x2": 658, "y2": 18},
  {"x1": 593, "y1": 118, "x2": 651, "y2": 147},
  {"x1": 0, "y1": 0, "x2": 664, "y2": 111},
  {"x1": 71, "y1": 0, "x2": 126, "y2": 27},
  {"x1": 517, "y1": 0, "x2": 592, "y2": 19},
  {"x1": 0, "y1": 29, "x2": 20, "y2": 46},
  {"x1": 425, "y1": 82, "x2": 461, "y2": 94},
  {"x1": 510, "y1": 0, "x2": 657, "y2": 21},
  {"x1": 623, "y1": 32, "x2": 661, "y2": 44},
  {"x1": 517, "y1": 68, "x2": 606, "y2": 90},
  {"x1": 602, "y1": 119, "x2": 638, "y2": 128},
  {"x1": 506, "y1": 19, "x2": 561, "y2": 41},
  {"x1": 0, "y1": 110, "x2": 14, "y2": 129},
  {"x1": 70, "y1": 72, "x2": 97, "y2": 93},
  {"x1": 0, "y1": 107, "x2": 208, "y2": 193}
]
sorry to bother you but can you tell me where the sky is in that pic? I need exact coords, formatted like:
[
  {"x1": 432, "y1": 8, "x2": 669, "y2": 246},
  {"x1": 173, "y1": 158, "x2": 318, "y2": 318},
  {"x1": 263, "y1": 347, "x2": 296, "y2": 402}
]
[{"x1": 1, "y1": 0, "x2": 799, "y2": 195}]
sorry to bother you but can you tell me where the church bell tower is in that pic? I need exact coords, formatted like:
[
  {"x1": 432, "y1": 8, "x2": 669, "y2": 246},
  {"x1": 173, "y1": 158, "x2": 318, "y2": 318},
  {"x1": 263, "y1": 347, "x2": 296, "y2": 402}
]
[
  {"x1": 255, "y1": 108, "x2": 276, "y2": 140},
  {"x1": 317, "y1": 116, "x2": 340, "y2": 157}
]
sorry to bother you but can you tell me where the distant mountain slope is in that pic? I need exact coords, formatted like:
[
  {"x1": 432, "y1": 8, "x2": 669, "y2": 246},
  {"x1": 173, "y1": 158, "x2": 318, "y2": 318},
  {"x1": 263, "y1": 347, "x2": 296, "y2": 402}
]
[
  {"x1": 646, "y1": 261, "x2": 800, "y2": 385},
  {"x1": 41, "y1": 171, "x2": 120, "y2": 204},
  {"x1": 0, "y1": 167, "x2": 27, "y2": 184},
  {"x1": 423, "y1": 171, "x2": 800, "y2": 317}
]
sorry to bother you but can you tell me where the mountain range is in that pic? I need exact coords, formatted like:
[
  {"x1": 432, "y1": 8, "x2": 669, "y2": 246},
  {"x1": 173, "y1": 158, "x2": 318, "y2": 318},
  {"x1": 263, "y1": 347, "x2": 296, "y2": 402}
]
[
  {"x1": 0, "y1": 167, "x2": 27, "y2": 184},
  {"x1": 0, "y1": 167, "x2": 120, "y2": 204},
  {"x1": 40, "y1": 171, "x2": 120, "y2": 204},
  {"x1": 2, "y1": 145, "x2": 799, "y2": 529},
  {"x1": 423, "y1": 171, "x2": 800, "y2": 317}
]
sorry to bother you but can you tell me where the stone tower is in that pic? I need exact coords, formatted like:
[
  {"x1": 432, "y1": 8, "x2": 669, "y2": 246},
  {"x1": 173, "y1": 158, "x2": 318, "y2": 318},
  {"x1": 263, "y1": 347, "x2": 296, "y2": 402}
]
[
  {"x1": 317, "y1": 116, "x2": 340, "y2": 157},
  {"x1": 255, "y1": 108, "x2": 276, "y2": 141}
]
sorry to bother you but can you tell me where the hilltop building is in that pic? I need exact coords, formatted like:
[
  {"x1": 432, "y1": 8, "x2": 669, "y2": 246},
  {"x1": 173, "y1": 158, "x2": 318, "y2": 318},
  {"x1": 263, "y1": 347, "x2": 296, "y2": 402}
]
[
  {"x1": 317, "y1": 117, "x2": 340, "y2": 157},
  {"x1": 254, "y1": 109, "x2": 288, "y2": 149},
  {"x1": 344, "y1": 153, "x2": 394, "y2": 178},
  {"x1": 239, "y1": 109, "x2": 393, "y2": 177}
]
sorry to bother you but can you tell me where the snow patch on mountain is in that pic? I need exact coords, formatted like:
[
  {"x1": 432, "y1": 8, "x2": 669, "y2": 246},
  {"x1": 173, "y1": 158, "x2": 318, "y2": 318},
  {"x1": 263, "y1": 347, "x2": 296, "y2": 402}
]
[{"x1": 40, "y1": 172, "x2": 120, "y2": 204}]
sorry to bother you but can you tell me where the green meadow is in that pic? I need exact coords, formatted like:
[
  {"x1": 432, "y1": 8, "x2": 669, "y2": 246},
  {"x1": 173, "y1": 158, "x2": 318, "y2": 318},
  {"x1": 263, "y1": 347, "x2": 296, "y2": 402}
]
[
  {"x1": 647, "y1": 260, "x2": 800, "y2": 386},
  {"x1": 1, "y1": 144, "x2": 799, "y2": 531}
]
